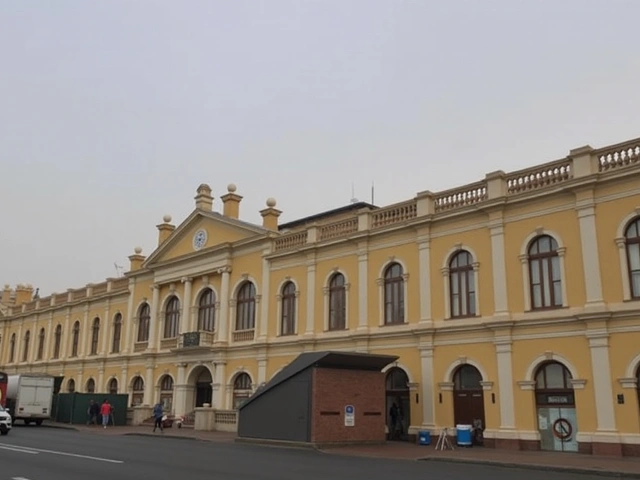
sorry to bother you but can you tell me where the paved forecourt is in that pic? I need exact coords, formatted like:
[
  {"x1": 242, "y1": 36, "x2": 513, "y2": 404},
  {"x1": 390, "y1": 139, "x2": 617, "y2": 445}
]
[{"x1": 0, "y1": 427, "x2": 623, "y2": 480}]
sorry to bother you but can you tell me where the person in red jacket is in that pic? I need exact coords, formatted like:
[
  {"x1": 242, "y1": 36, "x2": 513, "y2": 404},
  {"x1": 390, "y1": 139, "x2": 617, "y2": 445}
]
[{"x1": 100, "y1": 400, "x2": 112, "y2": 429}]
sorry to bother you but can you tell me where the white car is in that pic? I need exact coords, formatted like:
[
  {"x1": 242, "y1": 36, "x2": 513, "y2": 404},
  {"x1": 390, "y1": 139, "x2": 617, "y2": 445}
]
[{"x1": 0, "y1": 405, "x2": 12, "y2": 435}]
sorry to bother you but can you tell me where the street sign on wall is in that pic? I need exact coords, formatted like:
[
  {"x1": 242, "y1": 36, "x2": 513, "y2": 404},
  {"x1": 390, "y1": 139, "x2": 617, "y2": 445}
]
[{"x1": 344, "y1": 404, "x2": 355, "y2": 427}]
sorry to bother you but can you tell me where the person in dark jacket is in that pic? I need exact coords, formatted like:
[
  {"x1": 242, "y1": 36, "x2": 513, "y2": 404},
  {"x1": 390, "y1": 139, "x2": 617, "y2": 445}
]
[
  {"x1": 152, "y1": 402, "x2": 164, "y2": 433},
  {"x1": 87, "y1": 400, "x2": 100, "y2": 425}
]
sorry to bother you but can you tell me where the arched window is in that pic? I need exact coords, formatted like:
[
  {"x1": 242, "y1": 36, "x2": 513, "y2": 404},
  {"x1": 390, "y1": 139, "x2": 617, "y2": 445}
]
[
  {"x1": 137, "y1": 303, "x2": 151, "y2": 343},
  {"x1": 90, "y1": 317, "x2": 100, "y2": 355},
  {"x1": 22, "y1": 330, "x2": 30, "y2": 362},
  {"x1": 625, "y1": 218, "x2": 640, "y2": 299},
  {"x1": 235, "y1": 282, "x2": 256, "y2": 331},
  {"x1": 280, "y1": 281, "x2": 296, "y2": 336},
  {"x1": 9, "y1": 333, "x2": 15, "y2": 363},
  {"x1": 71, "y1": 321, "x2": 80, "y2": 357},
  {"x1": 163, "y1": 296, "x2": 180, "y2": 339},
  {"x1": 535, "y1": 361, "x2": 573, "y2": 390},
  {"x1": 108, "y1": 378, "x2": 118, "y2": 395},
  {"x1": 233, "y1": 373, "x2": 252, "y2": 408},
  {"x1": 384, "y1": 263, "x2": 405, "y2": 325},
  {"x1": 160, "y1": 375, "x2": 174, "y2": 411},
  {"x1": 131, "y1": 376, "x2": 144, "y2": 406},
  {"x1": 528, "y1": 235, "x2": 562, "y2": 309},
  {"x1": 67, "y1": 379, "x2": 76, "y2": 393},
  {"x1": 112, "y1": 313, "x2": 122, "y2": 353},
  {"x1": 37, "y1": 328, "x2": 45, "y2": 360},
  {"x1": 328, "y1": 273, "x2": 346, "y2": 330},
  {"x1": 86, "y1": 378, "x2": 95, "y2": 393},
  {"x1": 197, "y1": 288, "x2": 216, "y2": 332},
  {"x1": 385, "y1": 367, "x2": 409, "y2": 391},
  {"x1": 449, "y1": 251, "x2": 476, "y2": 318},
  {"x1": 453, "y1": 365, "x2": 483, "y2": 390},
  {"x1": 53, "y1": 324, "x2": 62, "y2": 359}
]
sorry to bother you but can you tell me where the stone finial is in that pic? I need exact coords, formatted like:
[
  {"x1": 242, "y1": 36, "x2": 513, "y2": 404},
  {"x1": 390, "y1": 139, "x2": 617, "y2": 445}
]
[
  {"x1": 134, "y1": 246, "x2": 143, "y2": 254},
  {"x1": 227, "y1": 183, "x2": 237, "y2": 193},
  {"x1": 260, "y1": 198, "x2": 282, "y2": 231},
  {"x1": 195, "y1": 183, "x2": 214, "y2": 211},
  {"x1": 266, "y1": 197, "x2": 277, "y2": 207},
  {"x1": 221, "y1": 183, "x2": 243, "y2": 219},
  {"x1": 162, "y1": 214, "x2": 172, "y2": 223}
]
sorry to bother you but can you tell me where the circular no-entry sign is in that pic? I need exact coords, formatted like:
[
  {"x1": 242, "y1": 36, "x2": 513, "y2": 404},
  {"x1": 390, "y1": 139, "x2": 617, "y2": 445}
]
[{"x1": 552, "y1": 418, "x2": 572, "y2": 441}]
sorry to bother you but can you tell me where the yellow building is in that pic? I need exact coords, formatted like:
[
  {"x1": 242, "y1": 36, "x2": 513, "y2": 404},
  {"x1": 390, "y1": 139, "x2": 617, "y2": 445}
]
[{"x1": 1, "y1": 137, "x2": 640, "y2": 456}]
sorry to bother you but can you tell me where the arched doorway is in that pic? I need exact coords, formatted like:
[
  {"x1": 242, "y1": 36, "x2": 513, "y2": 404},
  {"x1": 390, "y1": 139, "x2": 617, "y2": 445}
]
[
  {"x1": 131, "y1": 376, "x2": 144, "y2": 406},
  {"x1": 159, "y1": 375, "x2": 174, "y2": 412},
  {"x1": 189, "y1": 366, "x2": 212, "y2": 409},
  {"x1": 232, "y1": 373, "x2": 252, "y2": 408},
  {"x1": 534, "y1": 361, "x2": 578, "y2": 452},
  {"x1": 453, "y1": 364, "x2": 485, "y2": 430},
  {"x1": 385, "y1": 367, "x2": 410, "y2": 441}
]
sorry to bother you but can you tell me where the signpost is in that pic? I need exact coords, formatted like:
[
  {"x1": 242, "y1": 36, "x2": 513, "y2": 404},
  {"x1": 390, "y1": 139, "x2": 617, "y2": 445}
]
[{"x1": 344, "y1": 405, "x2": 355, "y2": 427}]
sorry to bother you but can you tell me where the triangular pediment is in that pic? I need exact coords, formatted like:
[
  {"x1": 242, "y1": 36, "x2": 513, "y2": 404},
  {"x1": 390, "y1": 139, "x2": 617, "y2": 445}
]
[{"x1": 143, "y1": 210, "x2": 268, "y2": 266}]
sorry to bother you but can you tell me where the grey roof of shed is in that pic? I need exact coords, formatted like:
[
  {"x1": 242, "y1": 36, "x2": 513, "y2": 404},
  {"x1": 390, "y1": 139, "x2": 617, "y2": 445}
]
[{"x1": 238, "y1": 351, "x2": 399, "y2": 410}]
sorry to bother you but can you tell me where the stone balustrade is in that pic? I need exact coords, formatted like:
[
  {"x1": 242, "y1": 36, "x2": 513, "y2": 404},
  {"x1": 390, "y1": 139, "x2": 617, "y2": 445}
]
[{"x1": 272, "y1": 136, "x2": 640, "y2": 253}]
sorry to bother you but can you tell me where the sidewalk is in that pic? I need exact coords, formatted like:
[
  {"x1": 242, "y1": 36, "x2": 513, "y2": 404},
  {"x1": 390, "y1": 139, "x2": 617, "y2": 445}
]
[{"x1": 42, "y1": 422, "x2": 640, "y2": 477}]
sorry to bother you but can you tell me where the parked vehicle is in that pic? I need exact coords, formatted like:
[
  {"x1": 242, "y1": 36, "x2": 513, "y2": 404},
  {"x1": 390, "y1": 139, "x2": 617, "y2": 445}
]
[
  {"x1": 0, "y1": 372, "x2": 7, "y2": 408},
  {"x1": 6, "y1": 374, "x2": 55, "y2": 425},
  {"x1": 0, "y1": 404, "x2": 12, "y2": 435}
]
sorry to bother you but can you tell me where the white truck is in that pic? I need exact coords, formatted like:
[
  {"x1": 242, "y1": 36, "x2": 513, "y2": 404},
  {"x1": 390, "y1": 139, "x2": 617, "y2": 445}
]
[{"x1": 6, "y1": 374, "x2": 55, "y2": 426}]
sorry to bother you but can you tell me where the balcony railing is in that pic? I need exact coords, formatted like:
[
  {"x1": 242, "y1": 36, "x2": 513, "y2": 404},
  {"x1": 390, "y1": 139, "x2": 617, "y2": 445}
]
[{"x1": 179, "y1": 331, "x2": 215, "y2": 348}]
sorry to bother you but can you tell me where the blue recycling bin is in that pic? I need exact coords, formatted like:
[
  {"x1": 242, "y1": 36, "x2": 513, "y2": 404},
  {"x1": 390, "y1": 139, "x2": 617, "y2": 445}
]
[
  {"x1": 456, "y1": 424, "x2": 472, "y2": 446},
  {"x1": 418, "y1": 430, "x2": 431, "y2": 445}
]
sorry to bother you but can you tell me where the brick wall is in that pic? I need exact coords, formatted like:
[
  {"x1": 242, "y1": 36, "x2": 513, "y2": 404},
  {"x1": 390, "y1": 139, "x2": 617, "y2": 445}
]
[{"x1": 310, "y1": 367, "x2": 386, "y2": 444}]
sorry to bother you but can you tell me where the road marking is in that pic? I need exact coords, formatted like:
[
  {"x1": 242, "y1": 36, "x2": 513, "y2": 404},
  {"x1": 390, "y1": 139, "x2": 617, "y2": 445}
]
[
  {"x1": 0, "y1": 445, "x2": 39, "y2": 455},
  {"x1": 12, "y1": 477, "x2": 32, "y2": 480},
  {"x1": 0, "y1": 443, "x2": 124, "y2": 464}
]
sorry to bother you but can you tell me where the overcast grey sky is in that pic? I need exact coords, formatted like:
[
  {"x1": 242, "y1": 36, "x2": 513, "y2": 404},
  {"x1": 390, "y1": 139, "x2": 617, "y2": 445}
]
[{"x1": 1, "y1": 0, "x2": 639, "y2": 296}]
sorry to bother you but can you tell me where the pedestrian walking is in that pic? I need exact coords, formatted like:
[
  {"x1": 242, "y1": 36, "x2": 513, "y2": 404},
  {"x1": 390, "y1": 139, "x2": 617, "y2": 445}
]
[
  {"x1": 152, "y1": 402, "x2": 164, "y2": 433},
  {"x1": 100, "y1": 399, "x2": 111, "y2": 429}
]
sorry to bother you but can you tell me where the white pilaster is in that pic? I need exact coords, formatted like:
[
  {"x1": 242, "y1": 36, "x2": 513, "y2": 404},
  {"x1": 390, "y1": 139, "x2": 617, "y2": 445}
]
[
  {"x1": 217, "y1": 268, "x2": 231, "y2": 343},
  {"x1": 173, "y1": 363, "x2": 188, "y2": 416},
  {"x1": 418, "y1": 239, "x2": 432, "y2": 323},
  {"x1": 495, "y1": 340, "x2": 516, "y2": 428},
  {"x1": 419, "y1": 346, "x2": 435, "y2": 427},
  {"x1": 98, "y1": 367, "x2": 105, "y2": 393},
  {"x1": 577, "y1": 205, "x2": 604, "y2": 306},
  {"x1": 215, "y1": 361, "x2": 227, "y2": 409},
  {"x1": 63, "y1": 311, "x2": 71, "y2": 359},
  {"x1": 44, "y1": 313, "x2": 53, "y2": 360},
  {"x1": 122, "y1": 279, "x2": 136, "y2": 354},
  {"x1": 257, "y1": 357, "x2": 267, "y2": 384},
  {"x1": 357, "y1": 249, "x2": 369, "y2": 330},
  {"x1": 489, "y1": 221, "x2": 509, "y2": 315},
  {"x1": 100, "y1": 301, "x2": 111, "y2": 355},
  {"x1": 143, "y1": 364, "x2": 155, "y2": 406},
  {"x1": 120, "y1": 364, "x2": 128, "y2": 398},
  {"x1": 259, "y1": 253, "x2": 270, "y2": 339},
  {"x1": 147, "y1": 284, "x2": 160, "y2": 352},
  {"x1": 588, "y1": 332, "x2": 617, "y2": 431},
  {"x1": 180, "y1": 277, "x2": 193, "y2": 334},
  {"x1": 305, "y1": 256, "x2": 316, "y2": 335},
  {"x1": 80, "y1": 307, "x2": 89, "y2": 357}
]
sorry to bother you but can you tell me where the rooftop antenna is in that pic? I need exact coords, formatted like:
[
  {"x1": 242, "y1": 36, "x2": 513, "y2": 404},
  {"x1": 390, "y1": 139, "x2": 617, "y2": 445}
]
[
  {"x1": 114, "y1": 262, "x2": 124, "y2": 278},
  {"x1": 371, "y1": 181, "x2": 375, "y2": 205},
  {"x1": 350, "y1": 182, "x2": 359, "y2": 204}
]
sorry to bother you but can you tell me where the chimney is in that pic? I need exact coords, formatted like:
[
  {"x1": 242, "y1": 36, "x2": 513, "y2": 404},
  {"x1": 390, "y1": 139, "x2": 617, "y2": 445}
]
[
  {"x1": 1, "y1": 284, "x2": 12, "y2": 305},
  {"x1": 221, "y1": 183, "x2": 243, "y2": 219},
  {"x1": 194, "y1": 184, "x2": 213, "y2": 211},
  {"x1": 157, "y1": 215, "x2": 175, "y2": 246},
  {"x1": 14, "y1": 283, "x2": 33, "y2": 306},
  {"x1": 128, "y1": 247, "x2": 146, "y2": 271},
  {"x1": 260, "y1": 198, "x2": 282, "y2": 231}
]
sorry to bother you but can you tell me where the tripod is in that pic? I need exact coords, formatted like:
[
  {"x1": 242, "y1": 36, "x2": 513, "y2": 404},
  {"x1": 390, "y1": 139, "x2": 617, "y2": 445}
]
[{"x1": 435, "y1": 427, "x2": 455, "y2": 451}]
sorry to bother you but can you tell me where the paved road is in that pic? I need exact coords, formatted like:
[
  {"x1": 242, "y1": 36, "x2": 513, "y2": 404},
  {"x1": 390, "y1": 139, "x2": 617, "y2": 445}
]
[{"x1": 0, "y1": 426, "x2": 620, "y2": 480}]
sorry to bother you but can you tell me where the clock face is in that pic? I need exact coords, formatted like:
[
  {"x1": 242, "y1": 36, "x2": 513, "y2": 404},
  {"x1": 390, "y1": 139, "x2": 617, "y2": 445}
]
[{"x1": 192, "y1": 229, "x2": 208, "y2": 251}]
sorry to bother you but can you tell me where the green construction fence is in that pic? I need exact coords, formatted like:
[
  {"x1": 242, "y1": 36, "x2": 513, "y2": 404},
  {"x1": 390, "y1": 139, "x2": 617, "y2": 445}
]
[{"x1": 52, "y1": 393, "x2": 129, "y2": 426}]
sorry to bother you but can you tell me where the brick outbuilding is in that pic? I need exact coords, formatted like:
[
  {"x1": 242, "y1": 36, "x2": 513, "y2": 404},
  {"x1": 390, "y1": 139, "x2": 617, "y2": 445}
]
[{"x1": 237, "y1": 351, "x2": 399, "y2": 446}]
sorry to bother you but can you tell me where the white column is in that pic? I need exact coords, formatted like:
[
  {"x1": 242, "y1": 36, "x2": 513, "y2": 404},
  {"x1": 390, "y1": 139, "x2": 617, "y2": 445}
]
[
  {"x1": 214, "y1": 361, "x2": 227, "y2": 409},
  {"x1": 173, "y1": 362, "x2": 188, "y2": 416},
  {"x1": 78, "y1": 308, "x2": 88, "y2": 357},
  {"x1": 122, "y1": 279, "x2": 136, "y2": 354},
  {"x1": 577, "y1": 205, "x2": 605, "y2": 306},
  {"x1": 120, "y1": 364, "x2": 128, "y2": 397},
  {"x1": 217, "y1": 268, "x2": 230, "y2": 343},
  {"x1": 259, "y1": 253, "x2": 270, "y2": 338},
  {"x1": 419, "y1": 346, "x2": 435, "y2": 427},
  {"x1": 357, "y1": 249, "x2": 369, "y2": 330},
  {"x1": 495, "y1": 340, "x2": 516, "y2": 429},
  {"x1": 305, "y1": 257, "x2": 316, "y2": 335},
  {"x1": 143, "y1": 364, "x2": 155, "y2": 406},
  {"x1": 30, "y1": 317, "x2": 38, "y2": 362},
  {"x1": 98, "y1": 366, "x2": 105, "y2": 393},
  {"x1": 418, "y1": 239, "x2": 432, "y2": 323},
  {"x1": 147, "y1": 284, "x2": 160, "y2": 352},
  {"x1": 100, "y1": 301, "x2": 111, "y2": 355},
  {"x1": 490, "y1": 222, "x2": 509, "y2": 315},
  {"x1": 588, "y1": 332, "x2": 617, "y2": 431},
  {"x1": 62, "y1": 311, "x2": 71, "y2": 359},
  {"x1": 44, "y1": 313, "x2": 53, "y2": 360},
  {"x1": 180, "y1": 277, "x2": 193, "y2": 334}
]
